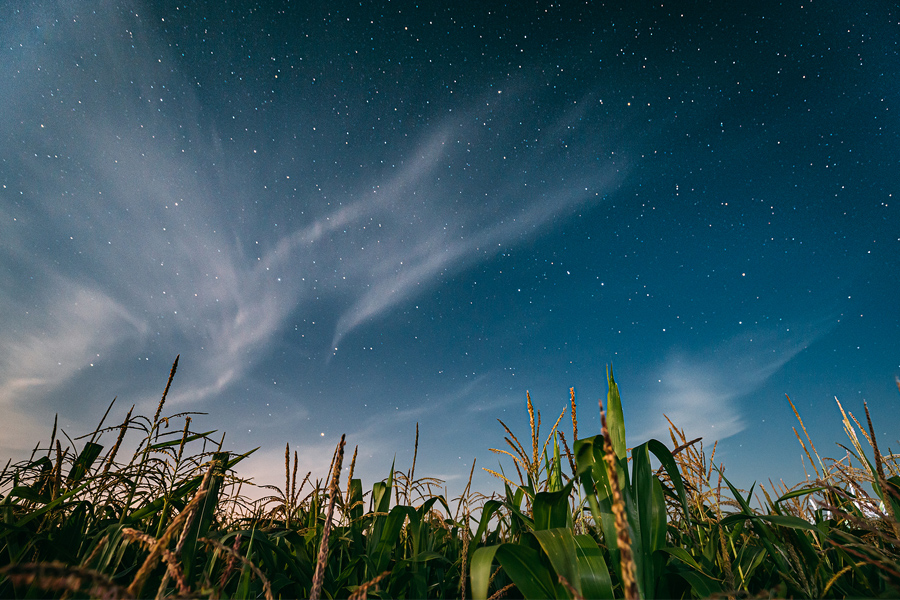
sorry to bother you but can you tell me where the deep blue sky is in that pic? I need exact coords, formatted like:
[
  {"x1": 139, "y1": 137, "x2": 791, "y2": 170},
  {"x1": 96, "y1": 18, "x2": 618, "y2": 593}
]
[{"x1": 1, "y1": 0, "x2": 898, "y2": 495}]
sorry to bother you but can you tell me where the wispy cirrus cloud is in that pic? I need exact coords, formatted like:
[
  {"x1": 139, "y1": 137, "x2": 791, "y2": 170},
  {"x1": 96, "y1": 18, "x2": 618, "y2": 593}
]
[
  {"x1": 0, "y1": 277, "x2": 147, "y2": 454},
  {"x1": 631, "y1": 320, "x2": 837, "y2": 444},
  {"x1": 0, "y1": 3, "x2": 626, "y2": 461}
]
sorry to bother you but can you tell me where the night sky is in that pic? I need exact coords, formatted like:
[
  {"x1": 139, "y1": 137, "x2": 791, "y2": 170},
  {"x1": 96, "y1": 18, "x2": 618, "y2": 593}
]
[{"x1": 2, "y1": 1, "x2": 898, "y2": 495}]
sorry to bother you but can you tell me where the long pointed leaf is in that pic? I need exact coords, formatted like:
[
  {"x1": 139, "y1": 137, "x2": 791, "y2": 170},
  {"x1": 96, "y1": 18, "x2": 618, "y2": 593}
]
[
  {"x1": 720, "y1": 513, "x2": 820, "y2": 532},
  {"x1": 469, "y1": 500, "x2": 503, "y2": 559},
  {"x1": 66, "y1": 442, "x2": 103, "y2": 485},
  {"x1": 716, "y1": 468, "x2": 793, "y2": 576},
  {"x1": 647, "y1": 439, "x2": 691, "y2": 524},
  {"x1": 371, "y1": 505, "x2": 413, "y2": 573},
  {"x1": 575, "y1": 435, "x2": 621, "y2": 576},
  {"x1": 183, "y1": 451, "x2": 229, "y2": 585},
  {"x1": 606, "y1": 366, "x2": 626, "y2": 461},
  {"x1": 471, "y1": 545, "x2": 501, "y2": 600}
]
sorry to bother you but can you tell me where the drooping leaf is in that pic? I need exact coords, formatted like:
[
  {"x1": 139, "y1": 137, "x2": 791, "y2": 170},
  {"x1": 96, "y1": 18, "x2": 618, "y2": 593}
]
[
  {"x1": 774, "y1": 486, "x2": 829, "y2": 503},
  {"x1": 469, "y1": 499, "x2": 503, "y2": 559},
  {"x1": 678, "y1": 569, "x2": 724, "y2": 598},
  {"x1": 720, "y1": 513, "x2": 821, "y2": 532},
  {"x1": 533, "y1": 480, "x2": 574, "y2": 531},
  {"x1": 66, "y1": 442, "x2": 103, "y2": 486},
  {"x1": 147, "y1": 431, "x2": 216, "y2": 450}
]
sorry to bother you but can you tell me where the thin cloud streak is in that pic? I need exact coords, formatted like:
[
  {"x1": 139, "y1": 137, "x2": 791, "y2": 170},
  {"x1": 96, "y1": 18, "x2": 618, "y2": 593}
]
[
  {"x1": 0, "y1": 278, "x2": 147, "y2": 454},
  {"x1": 0, "y1": 3, "x2": 628, "y2": 463},
  {"x1": 632, "y1": 320, "x2": 837, "y2": 444},
  {"x1": 328, "y1": 146, "x2": 622, "y2": 349}
]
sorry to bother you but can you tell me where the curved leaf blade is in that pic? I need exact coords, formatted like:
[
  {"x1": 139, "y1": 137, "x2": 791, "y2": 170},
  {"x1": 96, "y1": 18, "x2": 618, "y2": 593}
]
[{"x1": 532, "y1": 528, "x2": 581, "y2": 597}]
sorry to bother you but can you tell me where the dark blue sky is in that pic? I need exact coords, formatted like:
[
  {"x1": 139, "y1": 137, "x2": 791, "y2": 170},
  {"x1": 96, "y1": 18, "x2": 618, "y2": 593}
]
[{"x1": 1, "y1": 0, "x2": 897, "y2": 494}]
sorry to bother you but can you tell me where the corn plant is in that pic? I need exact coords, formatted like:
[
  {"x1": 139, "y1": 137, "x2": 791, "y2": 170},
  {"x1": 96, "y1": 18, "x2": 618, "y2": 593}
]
[{"x1": 2, "y1": 356, "x2": 899, "y2": 599}]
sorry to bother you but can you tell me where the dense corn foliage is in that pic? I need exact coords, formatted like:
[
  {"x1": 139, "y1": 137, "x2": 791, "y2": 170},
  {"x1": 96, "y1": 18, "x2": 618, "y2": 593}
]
[{"x1": 1, "y1": 357, "x2": 898, "y2": 598}]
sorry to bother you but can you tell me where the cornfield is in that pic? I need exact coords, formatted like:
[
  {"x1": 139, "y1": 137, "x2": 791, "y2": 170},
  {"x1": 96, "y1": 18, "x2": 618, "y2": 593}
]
[{"x1": 1, "y1": 357, "x2": 898, "y2": 598}]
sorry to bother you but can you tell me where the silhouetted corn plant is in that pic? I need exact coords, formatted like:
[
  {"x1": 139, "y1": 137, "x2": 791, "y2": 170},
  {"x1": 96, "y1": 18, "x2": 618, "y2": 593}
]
[{"x1": 2, "y1": 356, "x2": 898, "y2": 599}]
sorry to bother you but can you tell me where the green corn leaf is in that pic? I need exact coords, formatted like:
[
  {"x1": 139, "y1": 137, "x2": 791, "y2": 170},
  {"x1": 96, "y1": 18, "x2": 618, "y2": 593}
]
[
  {"x1": 631, "y1": 442, "x2": 666, "y2": 598},
  {"x1": 494, "y1": 543, "x2": 558, "y2": 599},
  {"x1": 506, "y1": 499, "x2": 536, "y2": 531},
  {"x1": 66, "y1": 442, "x2": 103, "y2": 486},
  {"x1": 532, "y1": 528, "x2": 581, "y2": 597},
  {"x1": 393, "y1": 549, "x2": 451, "y2": 597},
  {"x1": 90, "y1": 524, "x2": 133, "y2": 576},
  {"x1": 407, "y1": 495, "x2": 443, "y2": 584},
  {"x1": 24, "y1": 456, "x2": 53, "y2": 498},
  {"x1": 373, "y1": 462, "x2": 394, "y2": 515},
  {"x1": 368, "y1": 462, "x2": 395, "y2": 558},
  {"x1": 574, "y1": 435, "x2": 620, "y2": 575},
  {"x1": 574, "y1": 534, "x2": 614, "y2": 599},
  {"x1": 398, "y1": 549, "x2": 448, "y2": 564},
  {"x1": 533, "y1": 480, "x2": 574, "y2": 530},
  {"x1": 269, "y1": 574, "x2": 295, "y2": 597},
  {"x1": 147, "y1": 430, "x2": 217, "y2": 450},
  {"x1": 573, "y1": 437, "x2": 593, "y2": 478},
  {"x1": 774, "y1": 486, "x2": 829, "y2": 503},
  {"x1": 469, "y1": 499, "x2": 503, "y2": 560},
  {"x1": 6, "y1": 486, "x2": 49, "y2": 504},
  {"x1": 505, "y1": 480, "x2": 531, "y2": 507},
  {"x1": 126, "y1": 446, "x2": 255, "y2": 523},
  {"x1": 228, "y1": 529, "x2": 311, "y2": 591},
  {"x1": 4, "y1": 481, "x2": 90, "y2": 534},
  {"x1": 677, "y1": 569, "x2": 724, "y2": 598},
  {"x1": 720, "y1": 513, "x2": 821, "y2": 532},
  {"x1": 128, "y1": 484, "x2": 197, "y2": 522},
  {"x1": 24, "y1": 455, "x2": 53, "y2": 472},
  {"x1": 473, "y1": 543, "x2": 558, "y2": 600},
  {"x1": 471, "y1": 545, "x2": 502, "y2": 600},
  {"x1": 734, "y1": 545, "x2": 768, "y2": 588},
  {"x1": 659, "y1": 547, "x2": 708, "y2": 573},
  {"x1": 716, "y1": 468, "x2": 793, "y2": 577},
  {"x1": 543, "y1": 433, "x2": 563, "y2": 492},
  {"x1": 368, "y1": 481, "x2": 389, "y2": 551},
  {"x1": 182, "y1": 451, "x2": 229, "y2": 585},
  {"x1": 236, "y1": 559, "x2": 253, "y2": 599},
  {"x1": 632, "y1": 442, "x2": 667, "y2": 554},
  {"x1": 371, "y1": 505, "x2": 413, "y2": 573},
  {"x1": 606, "y1": 365, "x2": 627, "y2": 462},
  {"x1": 127, "y1": 476, "x2": 201, "y2": 522},
  {"x1": 647, "y1": 439, "x2": 691, "y2": 524},
  {"x1": 348, "y1": 478, "x2": 364, "y2": 521}
]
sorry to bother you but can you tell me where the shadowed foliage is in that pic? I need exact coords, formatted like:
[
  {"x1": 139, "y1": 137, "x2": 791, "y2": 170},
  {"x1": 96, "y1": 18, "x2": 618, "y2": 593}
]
[{"x1": 1, "y1": 357, "x2": 898, "y2": 598}]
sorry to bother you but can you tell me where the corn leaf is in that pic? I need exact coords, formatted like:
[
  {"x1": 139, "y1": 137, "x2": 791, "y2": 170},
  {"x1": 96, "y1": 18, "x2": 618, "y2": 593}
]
[
  {"x1": 606, "y1": 366, "x2": 626, "y2": 462},
  {"x1": 533, "y1": 480, "x2": 575, "y2": 531},
  {"x1": 532, "y1": 528, "x2": 581, "y2": 597},
  {"x1": 574, "y1": 533, "x2": 614, "y2": 599}
]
